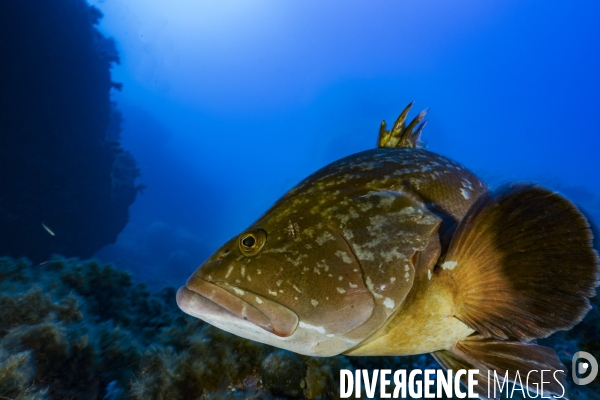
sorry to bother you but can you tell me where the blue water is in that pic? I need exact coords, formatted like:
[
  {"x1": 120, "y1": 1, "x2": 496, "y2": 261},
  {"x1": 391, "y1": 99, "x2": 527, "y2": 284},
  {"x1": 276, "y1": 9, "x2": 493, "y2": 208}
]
[{"x1": 90, "y1": 0, "x2": 600, "y2": 289}]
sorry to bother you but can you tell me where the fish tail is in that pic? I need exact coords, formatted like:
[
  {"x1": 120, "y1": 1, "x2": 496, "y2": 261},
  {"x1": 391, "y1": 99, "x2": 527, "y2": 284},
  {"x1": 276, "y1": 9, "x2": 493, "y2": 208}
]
[
  {"x1": 432, "y1": 335, "x2": 567, "y2": 399},
  {"x1": 442, "y1": 183, "x2": 599, "y2": 341}
]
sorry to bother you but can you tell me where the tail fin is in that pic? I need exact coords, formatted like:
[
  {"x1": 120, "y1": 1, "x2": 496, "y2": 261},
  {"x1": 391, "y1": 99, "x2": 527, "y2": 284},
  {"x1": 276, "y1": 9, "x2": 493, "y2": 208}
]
[
  {"x1": 443, "y1": 184, "x2": 599, "y2": 341},
  {"x1": 433, "y1": 335, "x2": 567, "y2": 400}
]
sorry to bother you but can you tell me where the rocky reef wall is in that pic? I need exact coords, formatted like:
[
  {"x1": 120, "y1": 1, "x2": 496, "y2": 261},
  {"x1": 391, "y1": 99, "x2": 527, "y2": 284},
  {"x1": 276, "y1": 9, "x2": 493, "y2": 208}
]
[{"x1": 0, "y1": 0, "x2": 140, "y2": 262}]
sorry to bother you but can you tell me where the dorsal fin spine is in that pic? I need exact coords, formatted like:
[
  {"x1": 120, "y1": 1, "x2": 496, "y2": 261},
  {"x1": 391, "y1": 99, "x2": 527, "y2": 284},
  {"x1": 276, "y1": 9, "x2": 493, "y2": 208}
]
[{"x1": 377, "y1": 102, "x2": 428, "y2": 149}]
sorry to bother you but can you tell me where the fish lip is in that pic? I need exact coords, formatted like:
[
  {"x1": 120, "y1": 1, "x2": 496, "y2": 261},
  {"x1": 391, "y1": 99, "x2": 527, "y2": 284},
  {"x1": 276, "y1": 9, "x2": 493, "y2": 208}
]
[
  {"x1": 213, "y1": 281, "x2": 299, "y2": 337},
  {"x1": 183, "y1": 275, "x2": 274, "y2": 333},
  {"x1": 178, "y1": 275, "x2": 298, "y2": 337}
]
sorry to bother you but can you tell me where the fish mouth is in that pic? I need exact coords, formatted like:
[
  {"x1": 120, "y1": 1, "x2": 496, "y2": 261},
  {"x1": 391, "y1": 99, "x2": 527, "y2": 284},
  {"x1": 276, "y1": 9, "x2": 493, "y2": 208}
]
[{"x1": 177, "y1": 275, "x2": 299, "y2": 337}]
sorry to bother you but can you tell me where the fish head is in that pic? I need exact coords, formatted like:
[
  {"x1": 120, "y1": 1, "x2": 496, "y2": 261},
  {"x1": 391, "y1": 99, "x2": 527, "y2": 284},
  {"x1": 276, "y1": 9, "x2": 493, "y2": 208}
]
[
  {"x1": 176, "y1": 148, "x2": 465, "y2": 356},
  {"x1": 177, "y1": 206, "x2": 377, "y2": 356}
]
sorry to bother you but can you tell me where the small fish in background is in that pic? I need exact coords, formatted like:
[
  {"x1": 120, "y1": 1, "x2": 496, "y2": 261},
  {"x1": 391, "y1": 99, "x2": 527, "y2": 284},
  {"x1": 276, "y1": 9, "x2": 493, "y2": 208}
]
[
  {"x1": 177, "y1": 103, "x2": 599, "y2": 398},
  {"x1": 42, "y1": 222, "x2": 55, "y2": 236}
]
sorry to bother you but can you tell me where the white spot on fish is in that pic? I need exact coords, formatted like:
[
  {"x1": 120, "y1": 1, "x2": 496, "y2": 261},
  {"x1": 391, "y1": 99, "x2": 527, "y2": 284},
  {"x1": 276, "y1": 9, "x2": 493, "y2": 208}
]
[
  {"x1": 286, "y1": 254, "x2": 308, "y2": 267},
  {"x1": 276, "y1": 280, "x2": 283, "y2": 287},
  {"x1": 336, "y1": 287, "x2": 346, "y2": 294},
  {"x1": 316, "y1": 231, "x2": 335, "y2": 245},
  {"x1": 311, "y1": 299, "x2": 319, "y2": 307},
  {"x1": 335, "y1": 251, "x2": 354, "y2": 264},
  {"x1": 404, "y1": 264, "x2": 409, "y2": 271},
  {"x1": 349, "y1": 282, "x2": 358, "y2": 289},
  {"x1": 366, "y1": 276, "x2": 383, "y2": 299},
  {"x1": 247, "y1": 275, "x2": 251, "y2": 281},
  {"x1": 293, "y1": 285, "x2": 302, "y2": 293},
  {"x1": 313, "y1": 268, "x2": 321, "y2": 275},
  {"x1": 416, "y1": 213, "x2": 439, "y2": 225},
  {"x1": 399, "y1": 206, "x2": 416, "y2": 215},
  {"x1": 241, "y1": 267, "x2": 245, "y2": 277},
  {"x1": 326, "y1": 334, "x2": 335, "y2": 338},
  {"x1": 232, "y1": 287, "x2": 245, "y2": 296},
  {"x1": 442, "y1": 261, "x2": 458, "y2": 270},
  {"x1": 338, "y1": 276, "x2": 343, "y2": 281},
  {"x1": 380, "y1": 247, "x2": 405, "y2": 262},
  {"x1": 352, "y1": 244, "x2": 375, "y2": 261},
  {"x1": 357, "y1": 202, "x2": 373, "y2": 212},
  {"x1": 255, "y1": 297, "x2": 263, "y2": 304},
  {"x1": 460, "y1": 188, "x2": 471, "y2": 200},
  {"x1": 316, "y1": 260, "x2": 330, "y2": 272},
  {"x1": 225, "y1": 266, "x2": 234, "y2": 279},
  {"x1": 337, "y1": 210, "x2": 358, "y2": 225},
  {"x1": 257, "y1": 269, "x2": 261, "y2": 275},
  {"x1": 268, "y1": 290, "x2": 277, "y2": 296},
  {"x1": 378, "y1": 195, "x2": 395, "y2": 208},
  {"x1": 384, "y1": 298, "x2": 395, "y2": 309},
  {"x1": 263, "y1": 246, "x2": 291, "y2": 254},
  {"x1": 428, "y1": 270, "x2": 432, "y2": 280},
  {"x1": 390, "y1": 277, "x2": 396, "y2": 283},
  {"x1": 299, "y1": 321, "x2": 326, "y2": 334},
  {"x1": 404, "y1": 271, "x2": 410, "y2": 279}
]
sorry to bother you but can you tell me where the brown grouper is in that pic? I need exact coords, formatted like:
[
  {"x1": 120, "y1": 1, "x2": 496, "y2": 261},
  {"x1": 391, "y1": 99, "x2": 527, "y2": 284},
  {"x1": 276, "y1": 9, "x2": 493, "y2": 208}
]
[{"x1": 177, "y1": 103, "x2": 599, "y2": 397}]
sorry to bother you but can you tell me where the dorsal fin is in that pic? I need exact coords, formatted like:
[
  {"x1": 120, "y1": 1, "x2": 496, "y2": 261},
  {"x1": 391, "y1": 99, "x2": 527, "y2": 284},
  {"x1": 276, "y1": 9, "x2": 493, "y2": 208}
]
[{"x1": 377, "y1": 102, "x2": 428, "y2": 149}]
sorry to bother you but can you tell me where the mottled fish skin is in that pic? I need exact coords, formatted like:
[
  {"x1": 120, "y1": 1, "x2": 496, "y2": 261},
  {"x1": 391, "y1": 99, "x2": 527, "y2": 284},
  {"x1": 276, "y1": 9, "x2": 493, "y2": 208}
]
[
  {"x1": 178, "y1": 146, "x2": 488, "y2": 356},
  {"x1": 278, "y1": 147, "x2": 486, "y2": 233}
]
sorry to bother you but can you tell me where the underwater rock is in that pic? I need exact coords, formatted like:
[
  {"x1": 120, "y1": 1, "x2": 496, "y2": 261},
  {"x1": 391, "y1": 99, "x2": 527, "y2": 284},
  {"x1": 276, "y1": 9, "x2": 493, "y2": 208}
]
[
  {"x1": 0, "y1": 0, "x2": 141, "y2": 263},
  {"x1": 260, "y1": 350, "x2": 305, "y2": 397}
]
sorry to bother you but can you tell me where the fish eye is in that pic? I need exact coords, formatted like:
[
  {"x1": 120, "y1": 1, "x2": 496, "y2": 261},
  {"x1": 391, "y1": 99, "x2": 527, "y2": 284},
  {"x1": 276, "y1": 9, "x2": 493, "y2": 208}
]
[
  {"x1": 242, "y1": 236, "x2": 255, "y2": 247},
  {"x1": 238, "y1": 228, "x2": 267, "y2": 256}
]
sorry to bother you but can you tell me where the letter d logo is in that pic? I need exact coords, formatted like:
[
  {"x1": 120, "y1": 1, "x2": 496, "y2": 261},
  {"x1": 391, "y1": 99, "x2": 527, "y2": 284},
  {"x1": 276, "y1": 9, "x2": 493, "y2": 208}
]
[{"x1": 572, "y1": 351, "x2": 598, "y2": 385}]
